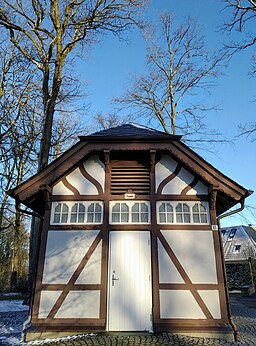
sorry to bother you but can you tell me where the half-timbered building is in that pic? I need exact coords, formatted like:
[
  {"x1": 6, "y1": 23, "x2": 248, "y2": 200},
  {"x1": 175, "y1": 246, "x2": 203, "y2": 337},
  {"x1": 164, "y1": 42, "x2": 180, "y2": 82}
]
[{"x1": 9, "y1": 124, "x2": 252, "y2": 341}]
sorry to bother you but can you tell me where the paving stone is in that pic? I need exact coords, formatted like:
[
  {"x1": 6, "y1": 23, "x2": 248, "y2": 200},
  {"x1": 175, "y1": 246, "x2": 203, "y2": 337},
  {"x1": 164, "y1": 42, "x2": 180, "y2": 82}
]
[{"x1": 1, "y1": 295, "x2": 256, "y2": 345}]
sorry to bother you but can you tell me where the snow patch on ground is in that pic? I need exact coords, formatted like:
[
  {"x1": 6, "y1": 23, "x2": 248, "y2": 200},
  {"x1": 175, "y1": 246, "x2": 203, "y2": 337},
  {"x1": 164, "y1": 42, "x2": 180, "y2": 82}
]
[
  {"x1": 0, "y1": 333, "x2": 97, "y2": 345},
  {"x1": 0, "y1": 300, "x2": 29, "y2": 312}
]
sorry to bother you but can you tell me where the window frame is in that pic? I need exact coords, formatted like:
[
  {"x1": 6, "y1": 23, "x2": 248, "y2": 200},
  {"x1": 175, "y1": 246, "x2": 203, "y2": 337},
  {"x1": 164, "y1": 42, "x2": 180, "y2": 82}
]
[
  {"x1": 233, "y1": 244, "x2": 241, "y2": 253},
  {"x1": 156, "y1": 201, "x2": 210, "y2": 225},
  {"x1": 51, "y1": 201, "x2": 104, "y2": 225},
  {"x1": 109, "y1": 201, "x2": 150, "y2": 224}
]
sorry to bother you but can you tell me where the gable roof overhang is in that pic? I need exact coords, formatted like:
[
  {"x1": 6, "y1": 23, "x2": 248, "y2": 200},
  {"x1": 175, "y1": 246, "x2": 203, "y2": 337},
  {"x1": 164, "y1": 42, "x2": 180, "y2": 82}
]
[{"x1": 8, "y1": 124, "x2": 252, "y2": 216}]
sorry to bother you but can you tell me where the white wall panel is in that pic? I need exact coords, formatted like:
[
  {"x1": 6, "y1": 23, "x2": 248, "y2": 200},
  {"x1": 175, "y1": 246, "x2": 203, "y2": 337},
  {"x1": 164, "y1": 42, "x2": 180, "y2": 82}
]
[
  {"x1": 83, "y1": 155, "x2": 105, "y2": 192},
  {"x1": 187, "y1": 181, "x2": 208, "y2": 195},
  {"x1": 38, "y1": 291, "x2": 62, "y2": 319},
  {"x1": 161, "y1": 230, "x2": 217, "y2": 284},
  {"x1": 42, "y1": 230, "x2": 100, "y2": 284},
  {"x1": 162, "y1": 168, "x2": 194, "y2": 194},
  {"x1": 76, "y1": 240, "x2": 102, "y2": 284},
  {"x1": 55, "y1": 291, "x2": 100, "y2": 318},
  {"x1": 155, "y1": 155, "x2": 177, "y2": 192},
  {"x1": 198, "y1": 290, "x2": 221, "y2": 319},
  {"x1": 157, "y1": 240, "x2": 184, "y2": 283},
  {"x1": 52, "y1": 181, "x2": 74, "y2": 195},
  {"x1": 160, "y1": 290, "x2": 206, "y2": 319},
  {"x1": 66, "y1": 168, "x2": 98, "y2": 195}
]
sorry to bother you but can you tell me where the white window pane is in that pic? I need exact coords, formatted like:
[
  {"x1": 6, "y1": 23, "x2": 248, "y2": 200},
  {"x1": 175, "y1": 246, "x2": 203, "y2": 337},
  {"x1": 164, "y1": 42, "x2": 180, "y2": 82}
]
[
  {"x1": 193, "y1": 214, "x2": 200, "y2": 223},
  {"x1": 87, "y1": 213, "x2": 93, "y2": 223},
  {"x1": 70, "y1": 214, "x2": 77, "y2": 223},
  {"x1": 184, "y1": 213, "x2": 190, "y2": 223},
  {"x1": 121, "y1": 203, "x2": 129, "y2": 212},
  {"x1": 192, "y1": 204, "x2": 199, "y2": 212},
  {"x1": 112, "y1": 213, "x2": 120, "y2": 223},
  {"x1": 201, "y1": 214, "x2": 207, "y2": 223},
  {"x1": 61, "y1": 213, "x2": 68, "y2": 223},
  {"x1": 166, "y1": 214, "x2": 174, "y2": 223},
  {"x1": 176, "y1": 214, "x2": 183, "y2": 223},
  {"x1": 183, "y1": 204, "x2": 190, "y2": 212},
  {"x1": 121, "y1": 213, "x2": 129, "y2": 222},
  {"x1": 176, "y1": 203, "x2": 182, "y2": 212},
  {"x1": 159, "y1": 214, "x2": 166, "y2": 223},
  {"x1": 54, "y1": 214, "x2": 60, "y2": 223},
  {"x1": 55, "y1": 203, "x2": 61, "y2": 212},
  {"x1": 78, "y1": 214, "x2": 85, "y2": 223},
  {"x1": 200, "y1": 204, "x2": 206, "y2": 212},
  {"x1": 166, "y1": 203, "x2": 173, "y2": 212},
  {"x1": 71, "y1": 204, "x2": 78, "y2": 213},
  {"x1": 159, "y1": 204, "x2": 165, "y2": 212},
  {"x1": 132, "y1": 213, "x2": 139, "y2": 222},
  {"x1": 95, "y1": 213, "x2": 102, "y2": 223},
  {"x1": 95, "y1": 203, "x2": 102, "y2": 212},
  {"x1": 112, "y1": 203, "x2": 120, "y2": 212},
  {"x1": 132, "y1": 203, "x2": 139, "y2": 212},
  {"x1": 79, "y1": 204, "x2": 85, "y2": 212},
  {"x1": 141, "y1": 203, "x2": 148, "y2": 212},
  {"x1": 141, "y1": 213, "x2": 148, "y2": 222},
  {"x1": 62, "y1": 204, "x2": 69, "y2": 213}
]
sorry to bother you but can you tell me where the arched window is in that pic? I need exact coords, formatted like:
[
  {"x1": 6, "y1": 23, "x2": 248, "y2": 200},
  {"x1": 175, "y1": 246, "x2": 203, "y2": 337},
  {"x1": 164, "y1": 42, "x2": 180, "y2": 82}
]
[
  {"x1": 176, "y1": 203, "x2": 190, "y2": 223},
  {"x1": 131, "y1": 203, "x2": 149, "y2": 223},
  {"x1": 87, "y1": 203, "x2": 102, "y2": 223},
  {"x1": 192, "y1": 203, "x2": 208, "y2": 223},
  {"x1": 70, "y1": 203, "x2": 85, "y2": 223},
  {"x1": 112, "y1": 203, "x2": 129, "y2": 223},
  {"x1": 53, "y1": 203, "x2": 69, "y2": 223},
  {"x1": 158, "y1": 202, "x2": 174, "y2": 223}
]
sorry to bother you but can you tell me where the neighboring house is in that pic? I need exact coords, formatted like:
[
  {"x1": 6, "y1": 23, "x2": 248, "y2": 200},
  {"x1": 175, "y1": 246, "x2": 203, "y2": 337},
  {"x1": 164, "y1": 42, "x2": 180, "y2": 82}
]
[
  {"x1": 221, "y1": 226, "x2": 256, "y2": 261},
  {"x1": 9, "y1": 124, "x2": 252, "y2": 341},
  {"x1": 221, "y1": 226, "x2": 256, "y2": 294}
]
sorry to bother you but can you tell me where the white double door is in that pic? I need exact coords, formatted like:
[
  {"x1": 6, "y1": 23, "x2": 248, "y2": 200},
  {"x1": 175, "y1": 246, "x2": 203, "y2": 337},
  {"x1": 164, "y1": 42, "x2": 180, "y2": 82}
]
[{"x1": 107, "y1": 231, "x2": 152, "y2": 331}]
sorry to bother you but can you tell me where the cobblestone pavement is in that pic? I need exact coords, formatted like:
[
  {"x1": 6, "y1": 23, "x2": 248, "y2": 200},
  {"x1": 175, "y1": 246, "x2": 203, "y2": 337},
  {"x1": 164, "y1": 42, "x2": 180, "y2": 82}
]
[{"x1": 0, "y1": 294, "x2": 256, "y2": 345}]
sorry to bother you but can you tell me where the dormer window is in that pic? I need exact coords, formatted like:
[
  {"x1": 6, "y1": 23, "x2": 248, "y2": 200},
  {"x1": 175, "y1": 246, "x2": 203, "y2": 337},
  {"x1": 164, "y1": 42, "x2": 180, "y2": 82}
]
[
  {"x1": 233, "y1": 244, "x2": 241, "y2": 253},
  {"x1": 228, "y1": 229, "x2": 237, "y2": 241}
]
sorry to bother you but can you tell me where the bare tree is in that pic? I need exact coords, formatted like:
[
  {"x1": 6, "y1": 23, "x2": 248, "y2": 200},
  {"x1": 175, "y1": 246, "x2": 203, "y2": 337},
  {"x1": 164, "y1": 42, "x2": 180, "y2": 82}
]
[
  {"x1": 115, "y1": 13, "x2": 227, "y2": 144},
  {"x1": 223, "y1": 0, "x2": 256, "y2": 52},
  {"x1": 0, "y1": 0, "x2": 148, "y2": 170},
  {"x1": 223, "y1": 0, "x2": 256, "y2": 139},
  {"x1": 93, "y1": 112, "x2": 134, "y2": 131}
]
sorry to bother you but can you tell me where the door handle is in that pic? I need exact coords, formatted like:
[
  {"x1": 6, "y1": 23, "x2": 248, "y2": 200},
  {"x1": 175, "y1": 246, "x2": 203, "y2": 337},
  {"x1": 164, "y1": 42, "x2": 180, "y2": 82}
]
[{"x1": 112, "y1": 273, "x2": 119, "y2": 286}]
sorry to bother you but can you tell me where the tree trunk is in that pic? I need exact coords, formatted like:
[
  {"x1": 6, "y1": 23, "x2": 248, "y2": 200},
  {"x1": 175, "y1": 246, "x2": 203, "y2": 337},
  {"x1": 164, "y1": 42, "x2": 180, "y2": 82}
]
[{"x1": 11, "y1": 206, "x2": 21, "y2": 290}]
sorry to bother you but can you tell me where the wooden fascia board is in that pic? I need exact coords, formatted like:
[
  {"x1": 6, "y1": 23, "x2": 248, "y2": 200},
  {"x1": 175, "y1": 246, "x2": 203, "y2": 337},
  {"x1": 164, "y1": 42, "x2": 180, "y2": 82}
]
[
  {"x1": 9, "y1": 140, "x2": 87, "y2": 202},
  {"x1": 168, "y1": 141, "x2": 249, "y2": 201}
]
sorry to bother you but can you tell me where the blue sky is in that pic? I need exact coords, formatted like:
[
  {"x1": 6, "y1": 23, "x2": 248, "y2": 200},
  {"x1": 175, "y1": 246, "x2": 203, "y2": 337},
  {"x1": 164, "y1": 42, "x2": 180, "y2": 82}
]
[{"x1": 77, "y1": 0, "x2": 256, "y2": 227}]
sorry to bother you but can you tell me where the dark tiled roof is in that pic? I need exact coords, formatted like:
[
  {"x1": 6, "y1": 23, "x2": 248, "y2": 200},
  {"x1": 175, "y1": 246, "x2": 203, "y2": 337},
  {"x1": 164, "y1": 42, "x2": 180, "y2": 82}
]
[
  {"x1": 221, "y1": 225, "x2": 256, "y2": 261},
  {"x1": 79, "y1": 123, "x2": 182, "y2": 140}
]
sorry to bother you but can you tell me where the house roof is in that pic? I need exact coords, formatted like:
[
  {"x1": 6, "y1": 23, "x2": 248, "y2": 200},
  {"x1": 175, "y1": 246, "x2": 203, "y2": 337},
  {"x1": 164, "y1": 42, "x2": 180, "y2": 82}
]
[
  {"x1": 221, "y1": 225, "x2": 256, "y2": 261},
  {"x1": 8, "y1": 123, "x2": 252, "y2": 215},
  {"x1": 80, "y1": 123, "x2": 182, "y2": 140}
]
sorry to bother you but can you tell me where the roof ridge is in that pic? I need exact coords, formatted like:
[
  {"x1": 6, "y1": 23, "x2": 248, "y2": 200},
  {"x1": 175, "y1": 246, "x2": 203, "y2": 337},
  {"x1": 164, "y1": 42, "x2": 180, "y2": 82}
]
[{"x1": 127, "y1": 122, "x2": 165, "y2": 134}]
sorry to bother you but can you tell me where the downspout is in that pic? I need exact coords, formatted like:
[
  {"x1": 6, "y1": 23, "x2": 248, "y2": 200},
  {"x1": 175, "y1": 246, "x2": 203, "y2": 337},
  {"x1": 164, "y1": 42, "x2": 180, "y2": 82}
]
[{"x1": 217, "y1": 191, "x2": 252, "y2": 342}]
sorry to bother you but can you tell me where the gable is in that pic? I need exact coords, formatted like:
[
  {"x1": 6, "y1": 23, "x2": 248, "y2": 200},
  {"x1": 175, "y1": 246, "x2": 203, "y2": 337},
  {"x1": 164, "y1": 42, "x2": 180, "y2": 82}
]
[{"x1": 8, "y1": 125, "x2": 251, "y2": 215}]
